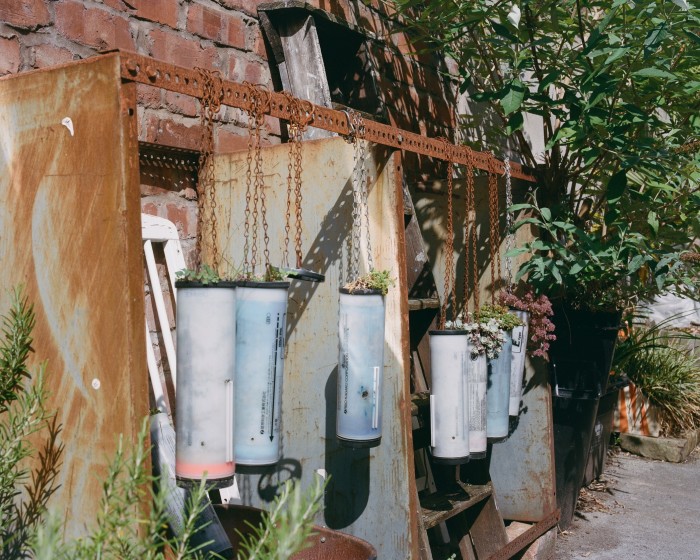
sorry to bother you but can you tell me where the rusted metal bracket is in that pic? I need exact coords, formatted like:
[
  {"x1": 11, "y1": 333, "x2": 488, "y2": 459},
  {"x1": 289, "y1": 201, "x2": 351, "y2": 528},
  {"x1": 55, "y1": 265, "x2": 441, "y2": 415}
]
[
  {"x1": 115, "y1": 51, "x2": 537, "y2": 182},
  {"x1": 486, "y1": 508, "x2": 560, "y2": 560}
]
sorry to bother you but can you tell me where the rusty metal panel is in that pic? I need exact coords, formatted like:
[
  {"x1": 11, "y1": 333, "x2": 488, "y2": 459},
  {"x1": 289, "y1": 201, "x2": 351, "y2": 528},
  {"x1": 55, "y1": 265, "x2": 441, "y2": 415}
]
[
  {"x1": 209, "y1": 138, "x2": 417, "y2": 559},
  {"x1": 0, "y1": 56, "x2": 147, "y2": 536},
  {"x1": 489, "y1": 358, "x2": 557, "y2": 522}
]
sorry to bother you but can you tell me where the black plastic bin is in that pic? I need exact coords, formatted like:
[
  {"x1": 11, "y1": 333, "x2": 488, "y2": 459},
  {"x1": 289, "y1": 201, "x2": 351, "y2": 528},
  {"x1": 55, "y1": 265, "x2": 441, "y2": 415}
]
[
  {"x1": 552, "y1": 391, "x2": 599, "y2": 530},
  {"x1": 549, "y1": 305, "x2": 623, "y2": 529},
  {"x1": 583, "y1": 379, "x2": 628, "y2": 486}
]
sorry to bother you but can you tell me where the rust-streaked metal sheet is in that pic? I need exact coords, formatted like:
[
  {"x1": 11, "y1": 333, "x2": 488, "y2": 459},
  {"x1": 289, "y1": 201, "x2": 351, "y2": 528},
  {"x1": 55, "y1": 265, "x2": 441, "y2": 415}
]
[
  {"x1": 0, "y1": 56, "x2": 147, "y2": 536},
  {"x1": 209, "y1": 138, "x2": 418, "y2": 559}
]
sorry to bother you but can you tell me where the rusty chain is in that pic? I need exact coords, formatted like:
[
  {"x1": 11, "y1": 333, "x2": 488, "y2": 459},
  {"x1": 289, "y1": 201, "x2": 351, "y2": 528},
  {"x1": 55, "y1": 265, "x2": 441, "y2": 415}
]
[
  {"x1": 439, "y1": 138, "x2": 457, "y2": 329},
  {"x1": 487, "y1": 154, "x2": 502, "y2": 305},
  {"x1": 242, "y1": 82, "x2": 272, "y2": 276},
  {"x1": 195, "y1": 68, "x2": 223, "y2": 271},
  {"x1": 463, "y1": 147, "x2": 479, "y2": 317},
  {"x1": 280, "y1": 91, "x2": 314, "y2": 269},
  {"x1": 503, "y1": 156, "x2": 515, "y2": 293}
]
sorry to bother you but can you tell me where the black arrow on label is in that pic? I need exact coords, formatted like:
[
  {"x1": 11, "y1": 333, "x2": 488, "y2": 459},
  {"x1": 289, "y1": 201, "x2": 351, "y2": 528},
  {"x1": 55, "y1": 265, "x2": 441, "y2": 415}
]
[{"x1": 269, "y1": 313, "x2": 282, "y2": 442}]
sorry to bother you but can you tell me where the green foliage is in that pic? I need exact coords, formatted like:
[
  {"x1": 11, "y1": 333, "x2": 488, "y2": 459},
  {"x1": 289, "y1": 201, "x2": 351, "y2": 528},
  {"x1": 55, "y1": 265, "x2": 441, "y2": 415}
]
[
  {"x1": 344, "y1": 269, "x2": 395, "y2": 295},
  {"x1": 236, "y1": 476, "x2": 327, "y2": 560},
  {"x1": 394, "y1": 0, "x2": 700, "y2": 311},
  {"x1": 615, "y1": 317, "x2": 700, "y2": 435},
  {"x1": 0, "y1": 288, "x2": 324, "y2": 560},
  {"x1": 476, "y1": 304, "x2": 524, "y2": 331},
  {"x1": 507, "y1": 191, "x2": 697, "y2": 310},
  {"x1": 0, "y1": 288, "x2": 63, "y2": 559},
  {"x1": 176, "y1": 265, "x2": 222, "y2": 285}
]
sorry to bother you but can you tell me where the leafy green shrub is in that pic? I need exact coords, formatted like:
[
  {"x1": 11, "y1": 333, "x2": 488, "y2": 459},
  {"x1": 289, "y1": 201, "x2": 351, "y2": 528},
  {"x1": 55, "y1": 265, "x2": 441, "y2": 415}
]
[{"x1": 615, "y1": 318, "x2": 700, "y2": 436}]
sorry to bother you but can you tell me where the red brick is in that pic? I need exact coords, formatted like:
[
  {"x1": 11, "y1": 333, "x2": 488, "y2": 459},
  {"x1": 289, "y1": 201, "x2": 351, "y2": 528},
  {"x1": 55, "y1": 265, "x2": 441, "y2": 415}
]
[
  {"x1": 149, "y1": 28, "x2": 221, "y2": 71},
  {"x1": 0, "y1": 36, "x2": 20, "y2": 75},
  {"x1": 129, "y1": 0, "x2": 179, "y2": 28},
  {"x1": 137, "y1": 83, "x2": 161, "y2": 108},
  {"x1": 230, "y1": 57, "x2": 267, "y2": 85},
  {"x1": 186, "y1": 3, "x2": 246, "y2": 49},
  {"x1": 55, "y1": 1, "x2": 135, "y2": 51},
  {"x1": 34, "y1": 43, "x2": 75, "y2": 69},
  {"x1": 144, "y1": 114, "x2": 203, "y2": 151},
  {"x1": 214, "y1": 0, "x2": 266, "y2": 18},
  {"x1": 0, "y1": 0, "x2": 50, "y2": 29},
  {"x1": 163, "y1": 201, "x2": 197, "y2": 238},
  {"x1": 165, "y1": 91, "x2": 198, "y2": 118}
]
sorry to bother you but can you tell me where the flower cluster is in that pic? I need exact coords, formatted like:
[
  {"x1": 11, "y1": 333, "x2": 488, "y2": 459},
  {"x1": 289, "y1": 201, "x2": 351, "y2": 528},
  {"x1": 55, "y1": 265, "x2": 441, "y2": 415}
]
[
  {"x1": 445, "y1": 316, "x2": 507, "y2": 359},
  {"x1": 500, "y1": 288, "x2": 556, "y2": 360}
]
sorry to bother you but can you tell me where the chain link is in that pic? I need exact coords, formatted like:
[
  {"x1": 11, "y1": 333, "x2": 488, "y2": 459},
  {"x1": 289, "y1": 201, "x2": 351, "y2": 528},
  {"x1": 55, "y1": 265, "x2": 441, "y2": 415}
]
[
  {"x1": 487, "y1": 154, "x2": 502, "y2": 305},
  {"x1": 503, "y1": 156, "x2": 515, "y2": 293},
  {"x1": 195, "y1": 68, "x2": 223, "y2": 271},
  {"x1": 439, "y1": 139, "x2": 457, "y2": 329},
  {"x1": 344, "y1": 110, "x2": 373, "y2": 280},
  {"x1": 463, "y1": 147, "x2": 479, "y2": 317},
  {"x1": 242, "y1": 82, "x2": 271, "y2": 276}
]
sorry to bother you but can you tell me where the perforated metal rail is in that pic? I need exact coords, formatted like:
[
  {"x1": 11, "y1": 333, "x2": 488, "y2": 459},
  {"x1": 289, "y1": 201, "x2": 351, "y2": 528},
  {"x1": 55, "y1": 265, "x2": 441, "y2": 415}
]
[{"x1": 116, "y1": 50, "x2": 537, "y2": 183}]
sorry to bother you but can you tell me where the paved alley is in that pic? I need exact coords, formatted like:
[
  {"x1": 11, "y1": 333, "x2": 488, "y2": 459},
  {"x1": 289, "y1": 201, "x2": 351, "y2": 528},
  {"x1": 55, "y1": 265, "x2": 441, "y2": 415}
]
[{"x1": 555, "y1": 447, "x2": 700, "y2": 559}]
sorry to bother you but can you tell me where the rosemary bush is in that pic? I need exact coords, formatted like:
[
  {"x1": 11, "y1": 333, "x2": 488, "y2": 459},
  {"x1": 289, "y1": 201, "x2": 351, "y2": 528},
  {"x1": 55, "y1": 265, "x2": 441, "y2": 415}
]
[{"x1": 1, "y1": 287, "x2": 325, "y2": 559}]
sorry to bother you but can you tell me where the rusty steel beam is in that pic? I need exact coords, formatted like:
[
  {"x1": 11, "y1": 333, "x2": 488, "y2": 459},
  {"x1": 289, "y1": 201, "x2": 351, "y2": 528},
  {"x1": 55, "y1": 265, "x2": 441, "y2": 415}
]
[
  {"x1": 116, "y1": 51, "x2": 537, "y2": 183},
  {"x1": 486, "y1": 509, "x2": 560, "y2": 560}
]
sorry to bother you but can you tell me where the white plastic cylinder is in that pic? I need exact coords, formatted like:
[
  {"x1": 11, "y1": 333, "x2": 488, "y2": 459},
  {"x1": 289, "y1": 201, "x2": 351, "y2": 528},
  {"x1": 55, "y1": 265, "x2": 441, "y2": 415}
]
[
  {"x1": 336, "y1": 289, "x2": 386, "y2": 448},
  {"x1": 429, "y1": 330, "x2": 470, "y2": 464},
  {"x1": 509, "y1": 310, "x2": 530, "y2": 416},
  {"x1": 175, "y1": 282, "x2": 236, "y2": 488},
  {"x1": 234, "y1": 281, "x2": 289, "y2": 466},
  {"x1": 487, "y1": 330, "x2": 513, "y2": 441},
  {"x1": 467, "y1": 349, "x2": 488, "y2": 459}
]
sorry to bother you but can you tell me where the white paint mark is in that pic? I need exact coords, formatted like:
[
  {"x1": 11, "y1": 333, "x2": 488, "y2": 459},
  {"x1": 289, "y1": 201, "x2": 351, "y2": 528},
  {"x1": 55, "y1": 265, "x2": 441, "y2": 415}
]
[
  {"x1": 315, "y1": 468, "x2": 327, "y2": 480},
  {"x1": 61, "y1": 117, "x2": 74, "y2": 137},
  {"x1": 92, "y1": 378, "x2": 101, "y2": 390}
]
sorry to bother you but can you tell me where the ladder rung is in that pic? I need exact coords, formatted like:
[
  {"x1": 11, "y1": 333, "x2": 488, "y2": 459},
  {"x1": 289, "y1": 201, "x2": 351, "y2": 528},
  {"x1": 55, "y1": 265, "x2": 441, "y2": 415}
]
[
  {"x1": 421, "y1": 483, "x2": 492, "y2": 529},
  {"x1": 408, "y1": 298, "x2": 440, "y2": 311}
]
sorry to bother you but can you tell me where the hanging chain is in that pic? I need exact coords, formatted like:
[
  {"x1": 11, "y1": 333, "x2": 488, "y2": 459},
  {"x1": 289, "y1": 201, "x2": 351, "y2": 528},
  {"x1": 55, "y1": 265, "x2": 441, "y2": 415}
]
[
  {"x1": 344, "y1": 109, "x2": 373, "y2": 280},
  {"x1": 195, "y1": 68, "x2": 223, "y2": 271},
  {"x1": 463, "y1": 147, "x2": 479, "y2": 318},
  {"x1": 281, "y1": 91, "x2": 314, "y2": 269},
  {"x1": 242, "y1": 82, "x2": 271, "y2": 276},
  {"x1": 487, "y1": 154, "x2": 502, "y2": 305},
  {"x1": 503, "y1": 156, "x2": 515, "y2": 293},
  {"x1": 439, "y1": 139, "x2": 457, "y2": 330}
]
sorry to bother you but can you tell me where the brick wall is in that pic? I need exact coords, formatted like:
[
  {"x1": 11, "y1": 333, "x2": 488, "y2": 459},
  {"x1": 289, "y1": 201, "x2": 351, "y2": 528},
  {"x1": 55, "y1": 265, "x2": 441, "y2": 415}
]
[{"x1": 0, "y1": 0, "x2": 459, "y2": 262}]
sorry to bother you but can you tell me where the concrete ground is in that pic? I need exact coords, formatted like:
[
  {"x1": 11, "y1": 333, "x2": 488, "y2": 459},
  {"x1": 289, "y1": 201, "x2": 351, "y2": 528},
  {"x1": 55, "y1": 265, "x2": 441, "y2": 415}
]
[{"x1": 555, "y1": 446, "x2": 700, "y2": 559}]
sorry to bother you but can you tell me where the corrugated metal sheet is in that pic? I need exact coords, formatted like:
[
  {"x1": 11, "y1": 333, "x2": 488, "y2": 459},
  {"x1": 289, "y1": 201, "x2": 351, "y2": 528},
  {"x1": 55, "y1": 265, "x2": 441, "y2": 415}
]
[
  {"x1": 209, "y1": 138, "x2": 418, "y2": 559},
  {"x1": 0, "y1": 55, "x2": 147, "y2": 537}
]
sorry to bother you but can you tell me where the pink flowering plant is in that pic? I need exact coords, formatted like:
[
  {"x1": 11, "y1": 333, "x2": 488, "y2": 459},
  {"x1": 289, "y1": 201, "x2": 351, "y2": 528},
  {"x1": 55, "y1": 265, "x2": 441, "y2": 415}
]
[{"x1": 500, "y1": 288, "x2": 556, "y2": 360}]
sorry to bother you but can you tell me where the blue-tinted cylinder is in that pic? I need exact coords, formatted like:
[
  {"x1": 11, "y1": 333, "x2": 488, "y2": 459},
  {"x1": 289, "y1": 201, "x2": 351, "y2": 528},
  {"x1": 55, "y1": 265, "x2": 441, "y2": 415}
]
[
  {"x1": 467, "y1": 349, "x2": 488, "y2": 459},
  {"x1": 336, "y1": 289, "x2": 386, "y2": 448},
  {"x1": 509, "y1": 310, "x2": 530, "y2": 416},
  {"x1": 429, "y1": 330, "x2": 470, "y2": 464},
  {"x1": 175, "y1": 282, "x2": 236, "y2": 488},
  {"x1": 234, "y1": 281, "x2": 289, "y2": 466},
  {"x1": 487, "y1": 330, "x2": 513, "y2": 441}
]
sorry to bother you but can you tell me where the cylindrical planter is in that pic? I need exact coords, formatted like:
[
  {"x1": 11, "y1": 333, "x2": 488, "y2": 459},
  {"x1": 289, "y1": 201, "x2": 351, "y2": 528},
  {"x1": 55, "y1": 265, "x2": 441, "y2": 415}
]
[
  {"x1": 487, "y1": 330, "x2": 512, "y2": 441},
  {"x1": 234, "y1": 281, "x2": 289, "y2": 466},
  {"x1": 467, "y1": 349, "x2": 488, "y2": 459},
  {"x1": 509, "y1": 310, "x2": 530, "y2": 416},
  {"x1": 336, "y1": 288, "x2": 386, "y2": 448},
  {"x1": 429, "y1": 330, "x2": 470, "y2": 464},
  {"x1": 175, "y1": 281, "x2": 237, "y2": 488}
]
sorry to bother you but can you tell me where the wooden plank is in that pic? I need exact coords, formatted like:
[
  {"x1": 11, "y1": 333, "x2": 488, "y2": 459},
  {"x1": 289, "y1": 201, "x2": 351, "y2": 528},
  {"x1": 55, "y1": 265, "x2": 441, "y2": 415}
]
[
  {"x1": 209, "y1": 138, "x2": 414, "y2": 558},
  {"x1": 420, "y1": 484, "x2": 492, "y2": 530},
  {"x1": 467, "y1": 495, "x2": 509, "y2": 559},
  {"x1": 408, "y1": 298, "x2": 440, "y2": 311},
  {"x1": 277, "y1": 14, "x2": 334, "y2": 140},
  {"x1": 0, "y1": 57, "x2": 147, "y2": 537}
]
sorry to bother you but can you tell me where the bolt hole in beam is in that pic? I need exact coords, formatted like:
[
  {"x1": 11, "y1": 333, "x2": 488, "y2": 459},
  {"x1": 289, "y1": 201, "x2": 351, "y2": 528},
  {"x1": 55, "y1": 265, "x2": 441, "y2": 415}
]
[{"x1": 116, "y1": 51, "x2": 536, "y2": 181}]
